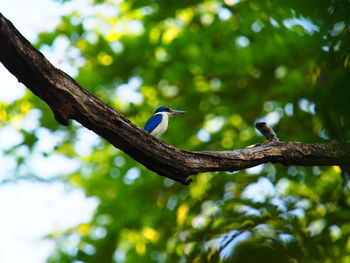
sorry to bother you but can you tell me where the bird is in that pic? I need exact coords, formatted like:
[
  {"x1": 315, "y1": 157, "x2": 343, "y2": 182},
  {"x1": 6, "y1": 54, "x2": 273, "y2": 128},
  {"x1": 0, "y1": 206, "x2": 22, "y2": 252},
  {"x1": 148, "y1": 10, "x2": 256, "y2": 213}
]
[{"x1": 144, "y1": 106, "x2": 185, "y2": 138}]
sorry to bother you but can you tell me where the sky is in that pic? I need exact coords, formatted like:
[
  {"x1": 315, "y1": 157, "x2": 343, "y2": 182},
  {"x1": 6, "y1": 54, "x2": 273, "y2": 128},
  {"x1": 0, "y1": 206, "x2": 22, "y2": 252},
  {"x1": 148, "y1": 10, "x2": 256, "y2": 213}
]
[{"x1": 0, "y1": 0, "x2": 99, "y2": 262}]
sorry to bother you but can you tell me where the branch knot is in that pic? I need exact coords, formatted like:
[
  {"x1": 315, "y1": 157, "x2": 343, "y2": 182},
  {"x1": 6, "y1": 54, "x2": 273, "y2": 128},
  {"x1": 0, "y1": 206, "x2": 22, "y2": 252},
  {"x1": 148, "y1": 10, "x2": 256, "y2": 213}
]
[{"x1": 255, "y1": 122, "x2": 279, "y2": 142}]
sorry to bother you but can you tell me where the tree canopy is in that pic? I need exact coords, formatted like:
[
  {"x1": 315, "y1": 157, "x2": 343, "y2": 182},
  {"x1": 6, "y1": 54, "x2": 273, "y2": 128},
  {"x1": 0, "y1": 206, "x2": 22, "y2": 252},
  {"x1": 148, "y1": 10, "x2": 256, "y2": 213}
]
[{"x1": 1, "y1": 0, "x2": 350, "y2": 262}]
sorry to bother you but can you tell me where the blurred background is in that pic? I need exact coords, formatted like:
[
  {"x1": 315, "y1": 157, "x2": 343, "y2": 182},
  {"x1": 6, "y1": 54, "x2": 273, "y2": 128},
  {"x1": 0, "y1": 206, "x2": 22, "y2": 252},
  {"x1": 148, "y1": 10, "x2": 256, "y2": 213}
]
[{"x1": 0, "y1": 0, "x2": 350, "y2": 262}]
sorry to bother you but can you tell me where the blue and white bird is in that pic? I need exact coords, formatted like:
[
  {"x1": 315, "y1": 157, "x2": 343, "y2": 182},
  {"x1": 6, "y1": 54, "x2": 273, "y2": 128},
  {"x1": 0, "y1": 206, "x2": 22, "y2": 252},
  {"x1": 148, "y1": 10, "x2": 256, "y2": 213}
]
[{"x1": 144, "y1": 106, "x2": 185, "y2": 138}]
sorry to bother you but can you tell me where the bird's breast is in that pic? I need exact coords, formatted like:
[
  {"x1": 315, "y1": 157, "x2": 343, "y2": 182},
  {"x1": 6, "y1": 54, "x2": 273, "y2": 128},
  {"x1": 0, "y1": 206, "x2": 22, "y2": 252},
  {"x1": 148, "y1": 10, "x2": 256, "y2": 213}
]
[{"x1": 151, "y1": 113, "x2": 169, "y2": 138}]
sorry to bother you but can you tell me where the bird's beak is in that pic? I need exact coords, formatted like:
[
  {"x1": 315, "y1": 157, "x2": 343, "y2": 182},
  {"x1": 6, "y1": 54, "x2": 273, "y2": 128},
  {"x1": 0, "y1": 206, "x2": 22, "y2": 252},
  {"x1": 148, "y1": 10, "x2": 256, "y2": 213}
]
[{"x1": 169, "y1": 109, "x2": 186, "y2": 116}]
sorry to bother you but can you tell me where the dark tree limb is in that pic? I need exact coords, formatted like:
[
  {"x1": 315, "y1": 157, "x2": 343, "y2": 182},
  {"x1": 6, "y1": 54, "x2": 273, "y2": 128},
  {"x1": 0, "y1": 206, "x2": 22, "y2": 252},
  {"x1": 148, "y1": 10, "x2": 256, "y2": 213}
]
[{"x1": 1, "y1": 13, "x2": 349, "y2": 185}]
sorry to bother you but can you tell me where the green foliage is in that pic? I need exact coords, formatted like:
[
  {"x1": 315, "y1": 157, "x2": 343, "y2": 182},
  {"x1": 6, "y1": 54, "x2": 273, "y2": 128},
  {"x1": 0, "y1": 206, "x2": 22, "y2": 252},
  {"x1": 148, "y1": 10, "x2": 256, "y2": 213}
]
[{"x1": 2, "y1": 0, "x2": 350, "y2": 262}]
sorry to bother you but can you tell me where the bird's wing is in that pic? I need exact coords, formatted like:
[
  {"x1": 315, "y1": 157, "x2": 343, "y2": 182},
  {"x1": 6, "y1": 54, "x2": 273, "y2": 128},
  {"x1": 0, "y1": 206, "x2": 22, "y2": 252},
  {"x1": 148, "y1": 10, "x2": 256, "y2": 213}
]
[{"x1": 144, "y1": 114, "x2": 163, "y2": 133}]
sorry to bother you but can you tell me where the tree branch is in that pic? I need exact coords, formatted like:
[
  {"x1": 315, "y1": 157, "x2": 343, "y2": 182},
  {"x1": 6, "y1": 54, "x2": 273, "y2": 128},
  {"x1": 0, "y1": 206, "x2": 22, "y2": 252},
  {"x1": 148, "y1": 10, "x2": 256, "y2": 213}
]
[
  {"x1": 1, "y1": 13, "x2": 349, "y2": 185},
  {"x1": 255, "y1": 122, "x2": 279, "y2": 142}
]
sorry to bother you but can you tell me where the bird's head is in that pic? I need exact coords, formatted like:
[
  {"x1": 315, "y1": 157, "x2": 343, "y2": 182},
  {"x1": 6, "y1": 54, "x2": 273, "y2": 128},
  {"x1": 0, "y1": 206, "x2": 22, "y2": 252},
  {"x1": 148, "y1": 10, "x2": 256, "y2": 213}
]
[{"x1": 154, "y1": 106, "x2": 186, "y2": 116}]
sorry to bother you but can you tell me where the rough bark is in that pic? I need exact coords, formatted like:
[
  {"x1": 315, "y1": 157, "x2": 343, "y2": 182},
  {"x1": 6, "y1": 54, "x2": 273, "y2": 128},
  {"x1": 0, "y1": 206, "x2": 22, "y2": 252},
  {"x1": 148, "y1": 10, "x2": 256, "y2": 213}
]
[{"x1": 0, "y1": 13, "x2": 349, "y2": 185}]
